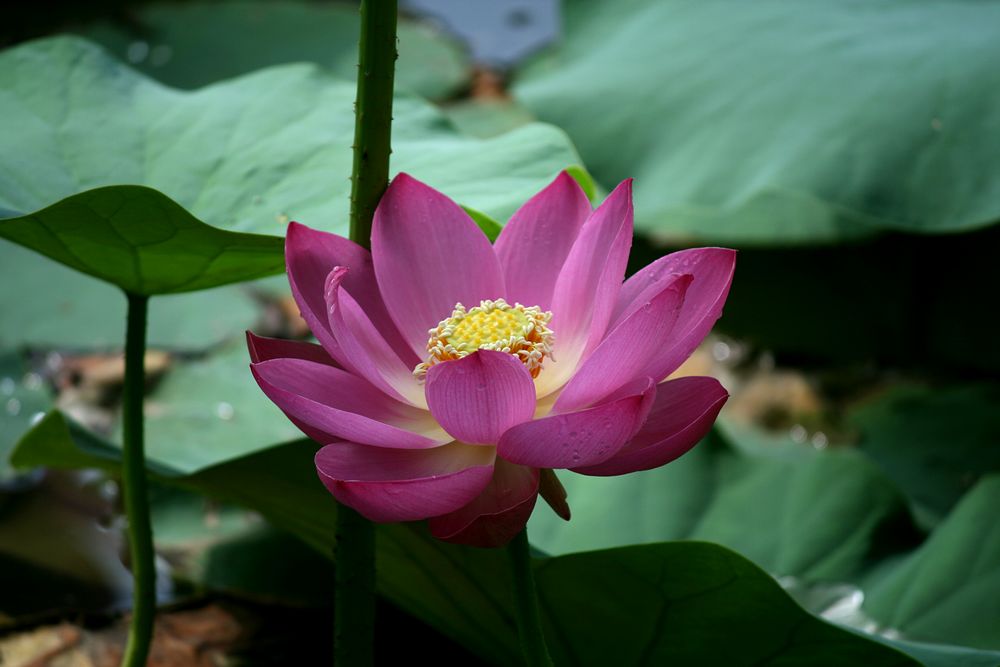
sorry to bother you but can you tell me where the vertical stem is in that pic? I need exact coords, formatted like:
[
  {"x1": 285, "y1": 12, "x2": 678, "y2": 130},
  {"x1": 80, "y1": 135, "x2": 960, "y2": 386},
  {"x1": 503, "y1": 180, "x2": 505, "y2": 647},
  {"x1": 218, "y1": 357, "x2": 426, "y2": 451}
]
[
  {"x1": 120, "y1": 292, "x2": 155, "y2": 667},
  {"x1": 349, "y1": 0, "x2": 398, "y2": 250},
  {"x1": 335, "y1": 1, "x2": 397, "y2": 665},
  {"x1": 507, "y1": 529, "x2": 554, "y2": 667},
  {"x1": 334, "y1": 505, "x2": 376, "y2": 665}
]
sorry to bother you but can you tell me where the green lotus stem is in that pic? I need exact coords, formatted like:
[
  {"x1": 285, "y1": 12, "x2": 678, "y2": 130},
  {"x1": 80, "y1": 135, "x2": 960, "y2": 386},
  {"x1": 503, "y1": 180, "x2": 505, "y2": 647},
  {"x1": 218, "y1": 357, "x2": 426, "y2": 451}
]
[
  {"x1": 334, "y1": 505, "x2": 377, "y2": 665},
  {"x1": 349, "y1": 0, "x2": 398, "y2": 250},
  {"x1": 335, "y1": 0, "x2": 397, "y2": 664},
  {"x1": 120, "y1": 292, "x2": 156, "y2": 667},
  {"x1": 507, "y1": 529, "x2": 555, "y2": 667}
]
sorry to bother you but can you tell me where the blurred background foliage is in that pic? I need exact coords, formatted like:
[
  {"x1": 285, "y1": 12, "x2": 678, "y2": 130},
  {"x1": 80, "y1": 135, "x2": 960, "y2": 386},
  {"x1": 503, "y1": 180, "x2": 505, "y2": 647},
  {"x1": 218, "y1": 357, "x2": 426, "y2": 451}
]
[{"x1": 1, "y1": 0, "x2": 999, "y2": 664}]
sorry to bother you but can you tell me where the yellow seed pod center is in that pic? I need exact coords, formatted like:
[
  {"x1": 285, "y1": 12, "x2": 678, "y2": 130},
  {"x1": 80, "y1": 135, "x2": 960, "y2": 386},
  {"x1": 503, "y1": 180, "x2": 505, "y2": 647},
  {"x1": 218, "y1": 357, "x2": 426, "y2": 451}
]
[
  {"x1": 446, "y1": 308, "x2": 530, "y2": 354},
  {"x1": 414, "y1": 298, "x2": 554, "y2": 381}
]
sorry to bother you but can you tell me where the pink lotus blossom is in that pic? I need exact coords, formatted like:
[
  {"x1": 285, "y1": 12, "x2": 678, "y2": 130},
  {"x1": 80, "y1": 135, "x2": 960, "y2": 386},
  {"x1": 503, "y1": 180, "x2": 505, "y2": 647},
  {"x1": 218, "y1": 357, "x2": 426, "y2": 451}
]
[{"x1": 248, "y1": 172, "x2": 734, "y2": 547}]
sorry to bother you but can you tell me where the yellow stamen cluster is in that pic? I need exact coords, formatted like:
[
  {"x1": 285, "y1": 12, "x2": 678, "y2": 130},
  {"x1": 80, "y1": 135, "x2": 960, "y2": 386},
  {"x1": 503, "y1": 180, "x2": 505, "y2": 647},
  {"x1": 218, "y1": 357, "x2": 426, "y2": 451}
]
[{"x1": 414, "y1": 298, "x2": 554, "y2": 381}]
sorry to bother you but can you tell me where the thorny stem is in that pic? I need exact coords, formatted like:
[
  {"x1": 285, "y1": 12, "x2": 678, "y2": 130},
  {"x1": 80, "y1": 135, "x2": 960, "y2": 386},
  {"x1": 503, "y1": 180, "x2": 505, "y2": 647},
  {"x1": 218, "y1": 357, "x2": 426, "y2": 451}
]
[
  {"x1": 348, "y1": 0, "x2": 398, "y2": 250},
  {"x1": 120, "y1": 292, "x2": 155, "y2": 667},
  {"x1": 335, "y1": 0, "x2": 397, "y2": 664},
  {"x1": 507, "y1": 529, "x2": 555, "y2": 667}
]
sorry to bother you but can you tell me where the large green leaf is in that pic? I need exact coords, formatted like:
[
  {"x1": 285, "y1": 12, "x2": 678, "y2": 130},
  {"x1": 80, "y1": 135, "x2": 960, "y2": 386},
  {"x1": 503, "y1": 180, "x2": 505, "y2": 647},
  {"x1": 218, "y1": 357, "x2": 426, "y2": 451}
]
[
  {"x1": 8, "y1": 419, "x2": 932, "y2": 666},
  {"x1": 528, "y1": 422, "x2": 914, "y2": 583},
  {"x1": 0, "y1": 36, "x2": 585, "y2": 239},
  {"x1": 1, "y1": 186, "x2": 284, "y2": 295},
  {"x1": 848, "y1": 383, "x2": 1000, "y2": 528},
  {"x1": 79, "y1": 1, "x2": 469, "y2": 100},
  {"x1": 876, "y1": 638, "x2": 1000, "y2": 667},
  {"x1": 0, "y1": 241, "x2": 260, "y2": 349},
  {"x1": 863, "y1": 475, "x2": 1000, "y2": 651},
  {"x1": 514, "y1": 0, "x2": 1000, "y2": 244}
]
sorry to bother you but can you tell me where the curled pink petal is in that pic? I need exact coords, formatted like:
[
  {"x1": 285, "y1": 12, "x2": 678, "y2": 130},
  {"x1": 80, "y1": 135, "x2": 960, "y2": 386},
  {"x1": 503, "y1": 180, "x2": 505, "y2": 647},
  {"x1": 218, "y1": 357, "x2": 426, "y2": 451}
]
[
  {"x1": 285, "y1": 222, "x2": 414, "y2": 366},
  {"x1": 372, "y1": 174, "x2": 506, "y2": 357},
  {"x1": 494, "y1": 171, "x2": 592, "y2": 311},
  {"x1": 554, "y1": 274, "x2": 692, "y2": 413},
  {"x1": 325, "y1": 268, "x2": 425, "y2": 407},
  {"x1": 316, "y1": 442, "x2": 495, "y2": 522},
  {"x1": 498, "y1": 377, "x2": 655, "y2": 469},
  {"x1": 611, "y1": 247, "x2": 736, "y2": 377},
  {"x1": 426, "y1": 350, "x2": 537, "y2": 445},
  {"x1": 428, "y1": 459, "x2": 539, "y2": 547},
  {"x1": 541, "y1": 180, "x2": 634, "y2": 395},
  {"x1": 573, "y1": 376, "x2": 728, "y2": 476},
  {"x1": 246, "y1": 330, "x2": 338, "y2": 366},
  {"x1": 251, "y1": 358, "x2": 448, "y2": 448}
]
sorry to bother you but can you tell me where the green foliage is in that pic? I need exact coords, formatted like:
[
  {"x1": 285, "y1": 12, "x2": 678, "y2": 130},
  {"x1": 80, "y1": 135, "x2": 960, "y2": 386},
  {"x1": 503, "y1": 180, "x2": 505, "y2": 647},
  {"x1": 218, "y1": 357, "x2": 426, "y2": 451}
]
[
  {"x1": 864, "y1": 476, "x2": 1000, "y2": 651},
  {"x1": 12, "y1": 412, "x2": 1000, "y2": 663},
  {"x1": 0, "y1": 36, "x2": 585, "y2": 243},
  {"x1": 529, "y1": 424, "x2": 913, "y2": 583},
  {"x1": 514, "y1": 0, "x2": 1000, "y2": 244},
  {"x1": 5, "y1": 419, "x2": 931, "y2": 666},
  {"x1": 0, "y1": 242, "x2": 259, "y2": 349},
  {"x1": 849, "y1": 383, "x2": 1000, "y2": 528},
  {"x1": 0, "y1": 186, "x2": 284, "y2": 295},
  {"x1": 120, "y1": 341, "x2": 303, "y2": 475},
  {"x1": 78, "y1": 1, "x2": 469, "y2": 100}
]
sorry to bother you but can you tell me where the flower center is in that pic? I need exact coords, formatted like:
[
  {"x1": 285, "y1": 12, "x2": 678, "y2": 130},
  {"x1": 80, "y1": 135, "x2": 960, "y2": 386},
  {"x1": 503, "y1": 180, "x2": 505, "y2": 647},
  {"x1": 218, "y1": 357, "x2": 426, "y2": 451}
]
[{"x1": 414, "y1": 298, "x2": 554, "y2": 381}]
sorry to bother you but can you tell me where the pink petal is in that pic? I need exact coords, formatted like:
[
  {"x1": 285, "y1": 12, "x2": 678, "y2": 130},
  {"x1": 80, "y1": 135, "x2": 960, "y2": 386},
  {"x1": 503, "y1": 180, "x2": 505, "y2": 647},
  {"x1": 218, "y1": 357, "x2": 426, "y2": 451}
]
[
  {"x1": 554, "y1": 274, "x2": 692, "y2": 413},
  {"x1": 425, "y1": 350, "x2": 537, "y2": 445},
  {"x1": 428, "y1": 459, "x2": 539, "y2": 547},
  {"x1": 246, "y1": 330, "x2": 338, "y2": 366},
  {"x1": 498, "y1": 377, "x2": 655, "y2": 469},
  {"x1": 371, "y1": 174, "x2": 506, "y2": 357},
  {"x1": 611, "y1": 248, "x2": 736, "y2": 378},
  {"x1": 285, "y1": 222, "x2": 416, "y2": 367},
  {"x1": 251, "y1": 358, "x2": 448, "y2": 448},
  {"x1": 325, "y1": 268, "x2": 425, "y2": 407},
  {"x1": 573, "y1": 376, "x2": 728, "y2": 476},
  {"x1": 316, "y1": 441, "x2": 495, "y2": 522},
  {"x1": 540, "y1": 180, "x2": 634, "y2": 395},
  {"x1": 494, "y1": 171, "x2": 592, "y2": 311}
]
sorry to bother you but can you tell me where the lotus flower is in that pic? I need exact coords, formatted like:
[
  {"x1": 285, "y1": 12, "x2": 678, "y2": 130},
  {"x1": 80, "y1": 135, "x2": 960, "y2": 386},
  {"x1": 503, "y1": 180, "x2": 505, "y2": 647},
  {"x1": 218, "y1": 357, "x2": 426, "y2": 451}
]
[{"x1": 247, "y1": 172, "x2": 734, "y2": 547}]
